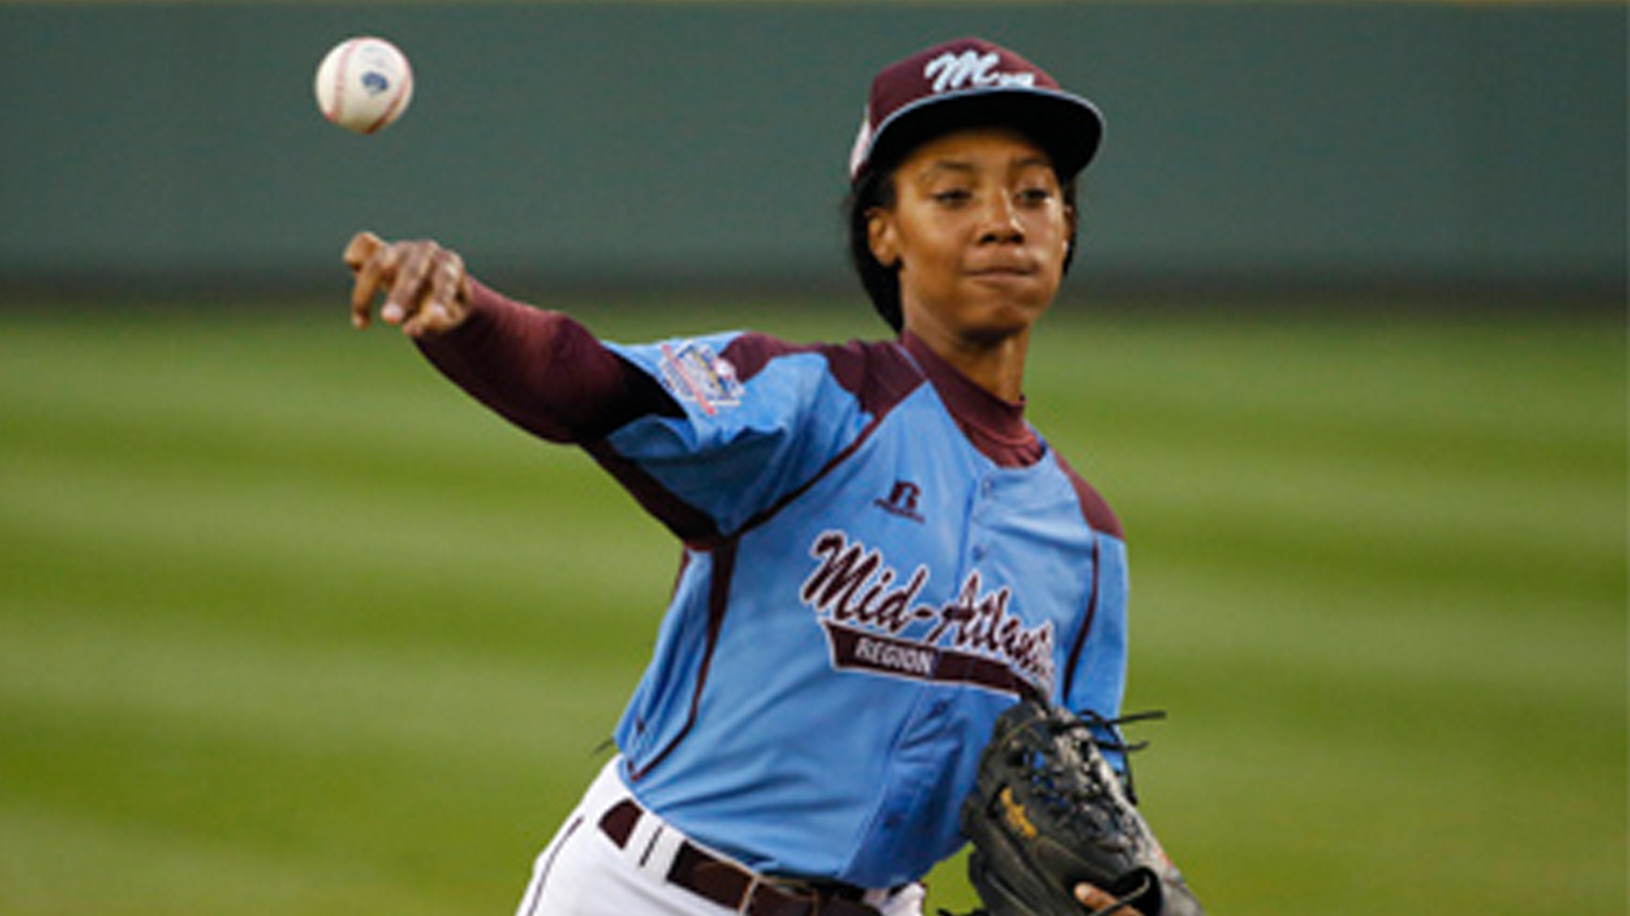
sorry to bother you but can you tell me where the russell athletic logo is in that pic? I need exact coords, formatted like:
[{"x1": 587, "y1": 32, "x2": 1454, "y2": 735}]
[
  {"x1": 924, "y1": 50, "x2": 1037, "y2": 93},
  {"x1": 798, "y1": 530, "x2": 1055, "y2": 696},
  {"x1": 874, "y1": 480, "x2": 925, "y2": 523}
]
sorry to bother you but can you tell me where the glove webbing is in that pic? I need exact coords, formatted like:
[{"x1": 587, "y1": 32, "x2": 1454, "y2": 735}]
[{"x1": 1052, "y1": 707, "x2": 1167, "y2": 805}]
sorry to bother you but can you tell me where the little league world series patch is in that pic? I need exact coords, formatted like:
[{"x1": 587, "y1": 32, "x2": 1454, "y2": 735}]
[{"x1": 659, "y1": 340, "x2": 745, "y2": 416}]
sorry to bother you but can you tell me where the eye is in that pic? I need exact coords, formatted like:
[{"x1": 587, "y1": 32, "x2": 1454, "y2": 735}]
[
  {"x1": 932, "y1": 188, "x2": 973, "y2": 207},
  {"x1": 1017, "y1": 186, "x2": 1055, "y2": 207}
]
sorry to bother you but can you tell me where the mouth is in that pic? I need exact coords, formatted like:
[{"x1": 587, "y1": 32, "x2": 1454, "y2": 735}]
[{"x1": 966, "y1": 264, "x2": 1037, "y2": 281}]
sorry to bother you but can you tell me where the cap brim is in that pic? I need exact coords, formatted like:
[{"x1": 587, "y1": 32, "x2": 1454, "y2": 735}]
[{"x1": 858, "y1": 87, "x2": 1104, "y2": 182}]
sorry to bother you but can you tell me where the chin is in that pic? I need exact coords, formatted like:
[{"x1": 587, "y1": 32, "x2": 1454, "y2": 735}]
[
  {"x1": 975, "y1": 293, "x2": 1052, "y2": 332},
  {"x1": 961, "y1": 309, "x2": 1045, "y2": 345}
]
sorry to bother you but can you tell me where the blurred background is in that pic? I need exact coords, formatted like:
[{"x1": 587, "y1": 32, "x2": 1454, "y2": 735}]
[
  {"x1": 2, "y1": 2, "x2": 1625, "y2": 915},
  {"x1": 2, "y1": 0, "x2": 1623, "y2": 297}
]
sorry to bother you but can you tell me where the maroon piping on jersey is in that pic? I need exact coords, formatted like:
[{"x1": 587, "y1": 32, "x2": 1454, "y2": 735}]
[
  {"x1": 1058, "y1": 533, "x2": 1101, "y2": 702},
  {"x1": 1044, "y1": 455, "x2": 1121, "y2": 704},
  {"x1": 1052, "y1": 449, "x2": 1122, "y2": 705},
  {"x1": 625, "y1": 538, "x2": 738, "y2": 783},
  {"x1": 583, "y1": 443, "x2": 724, "y2": 546}
]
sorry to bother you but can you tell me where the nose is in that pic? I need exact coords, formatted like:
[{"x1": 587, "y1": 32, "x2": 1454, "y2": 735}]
[{"x1": 978, "y1": 195, "x2": 1024, "y2": 244}]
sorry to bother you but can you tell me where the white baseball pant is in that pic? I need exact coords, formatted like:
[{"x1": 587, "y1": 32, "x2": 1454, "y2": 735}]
[{"x1": 512, "y1": 758, "x2": 926, "y2": 916}]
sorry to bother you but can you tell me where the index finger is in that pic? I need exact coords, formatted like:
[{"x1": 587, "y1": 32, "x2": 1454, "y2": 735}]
[
  {"x1": 343, "y1": 231, "x2": 384, "y2": 270},
  {"x1": 346, "y1": 233, "x2": 397, "y2": 329}
]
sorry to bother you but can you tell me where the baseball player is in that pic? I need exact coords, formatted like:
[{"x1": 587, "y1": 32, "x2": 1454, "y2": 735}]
[{"x1": 345, "y1": 37, "x2": 1132, "y2": 916}]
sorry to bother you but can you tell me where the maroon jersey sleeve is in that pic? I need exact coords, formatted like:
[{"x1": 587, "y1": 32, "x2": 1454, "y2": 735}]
[{"x1": 413, "y1": 280, "x2": 678, "y2": 443}]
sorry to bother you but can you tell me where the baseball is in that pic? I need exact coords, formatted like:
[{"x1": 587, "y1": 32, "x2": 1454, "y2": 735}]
[{"x1": 314, "y1": 37, "x2": 414, "y2": 135}]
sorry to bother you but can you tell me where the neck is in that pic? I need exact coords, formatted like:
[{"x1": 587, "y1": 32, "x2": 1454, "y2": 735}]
[{"x1": 903, "y1": 321, "x2": 1030, "y2": 402}]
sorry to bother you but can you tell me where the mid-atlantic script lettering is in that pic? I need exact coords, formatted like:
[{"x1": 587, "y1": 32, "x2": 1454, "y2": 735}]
[{"x1": 799, "y1": 531, "x2": 1055, "y2": 692}]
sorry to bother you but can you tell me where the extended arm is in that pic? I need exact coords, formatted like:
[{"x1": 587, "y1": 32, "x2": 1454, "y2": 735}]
[{"x1": 343, "y1": 231, "x2": 676, "y2": 443}]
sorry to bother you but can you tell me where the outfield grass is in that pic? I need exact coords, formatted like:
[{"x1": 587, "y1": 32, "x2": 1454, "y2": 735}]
[{"x1": 1, "y1": 296, "x2": 1624, "y2": 915}]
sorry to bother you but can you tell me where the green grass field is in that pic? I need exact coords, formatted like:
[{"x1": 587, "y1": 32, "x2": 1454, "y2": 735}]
[{"x1": 1, "y1": 295, "x2": 1624, "y2": 915}]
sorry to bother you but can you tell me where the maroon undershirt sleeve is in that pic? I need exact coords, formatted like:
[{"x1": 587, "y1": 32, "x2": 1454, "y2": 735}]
[{"x1": 412, "y1": 279, "x2": 678, "y2": 443}]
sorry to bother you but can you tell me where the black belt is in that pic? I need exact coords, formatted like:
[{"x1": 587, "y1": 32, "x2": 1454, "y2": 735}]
[{"x1": 598, "y1": 799, "x2": 881, "y2": 916}]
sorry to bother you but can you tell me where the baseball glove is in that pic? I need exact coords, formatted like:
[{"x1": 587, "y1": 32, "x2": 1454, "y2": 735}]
[{"x1": 956, "y1": 697, "x2": 1204, "y2": 916}]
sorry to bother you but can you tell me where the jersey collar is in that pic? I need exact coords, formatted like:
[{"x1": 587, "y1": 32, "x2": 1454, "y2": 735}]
[{"x1": 900, "y1": 331, "x2": 1043, "y2": 468}]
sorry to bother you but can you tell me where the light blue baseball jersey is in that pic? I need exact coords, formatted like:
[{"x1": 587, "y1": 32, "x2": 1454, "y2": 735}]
[{"x1": 575, "y1": 328, "x2": 1131, "y2": 890}]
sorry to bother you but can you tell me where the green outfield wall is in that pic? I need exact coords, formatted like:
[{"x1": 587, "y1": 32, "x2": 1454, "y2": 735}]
[{"x1": 0, "y1": 2, "x2": 1623, "y2": 297}]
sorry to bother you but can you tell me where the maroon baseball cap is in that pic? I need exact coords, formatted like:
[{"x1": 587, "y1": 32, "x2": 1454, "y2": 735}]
[{"x1": 848, "y1": 37, "x2": 1104, "y2": 183}]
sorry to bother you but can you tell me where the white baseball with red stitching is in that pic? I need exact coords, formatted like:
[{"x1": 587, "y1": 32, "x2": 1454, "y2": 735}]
[{"x1": 314, "y1": 37, "x2": 414, "y2": 135}]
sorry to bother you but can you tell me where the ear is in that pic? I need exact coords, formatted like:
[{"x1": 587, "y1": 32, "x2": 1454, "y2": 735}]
[{"x1": 866, "y1": 208, "x2": 900, "y2": 269}]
